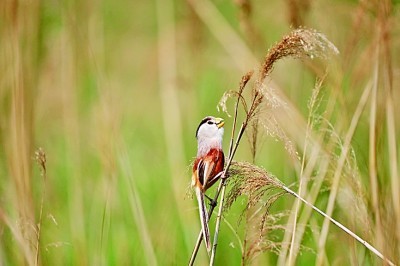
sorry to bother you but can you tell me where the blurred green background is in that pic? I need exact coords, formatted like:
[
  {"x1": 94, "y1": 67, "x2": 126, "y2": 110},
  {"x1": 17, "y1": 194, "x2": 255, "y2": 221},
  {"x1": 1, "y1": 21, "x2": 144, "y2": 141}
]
[{"x1": 1, "y1": 0, "x2": 399, "y2": 265}]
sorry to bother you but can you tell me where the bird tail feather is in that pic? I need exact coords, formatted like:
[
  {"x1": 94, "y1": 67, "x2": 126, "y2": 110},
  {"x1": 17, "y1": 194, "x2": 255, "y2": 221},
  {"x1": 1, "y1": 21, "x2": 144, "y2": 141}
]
[{"x1": 195, "y1": 187, "x2": 211, "y2": 251}]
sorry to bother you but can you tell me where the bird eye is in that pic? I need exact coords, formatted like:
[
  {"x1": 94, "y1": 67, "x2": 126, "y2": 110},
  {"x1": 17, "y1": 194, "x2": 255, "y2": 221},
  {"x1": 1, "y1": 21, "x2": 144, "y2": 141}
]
[{"x1": 207, "y1": 121, "x2": 213, "y2": 125}]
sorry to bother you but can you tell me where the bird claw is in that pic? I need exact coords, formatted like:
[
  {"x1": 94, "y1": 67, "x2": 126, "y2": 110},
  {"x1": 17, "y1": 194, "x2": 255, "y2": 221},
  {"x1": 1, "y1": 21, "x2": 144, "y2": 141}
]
[
  {"x1": 220, "y1": 172, "x2": 227, "y2": 179},
  {"x1": 205, "y1": 194, "x2": 217, "y2": 208}
]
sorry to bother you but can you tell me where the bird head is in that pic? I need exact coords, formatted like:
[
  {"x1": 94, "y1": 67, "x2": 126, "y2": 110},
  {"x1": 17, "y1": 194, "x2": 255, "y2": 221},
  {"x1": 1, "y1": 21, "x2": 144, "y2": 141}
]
[
  {"x1": 195, "y1": 116, "x2": 224, "y2": 156},
  {"x1": 196, "y1": 116, "x2": 224, "y2": 139}
]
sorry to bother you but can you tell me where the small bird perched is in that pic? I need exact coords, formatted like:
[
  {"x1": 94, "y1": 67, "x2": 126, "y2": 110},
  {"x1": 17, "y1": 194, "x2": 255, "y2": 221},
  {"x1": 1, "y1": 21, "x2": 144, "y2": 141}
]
[{"x1": 192, "y1": 116, "x2": 225, "y2": 251}]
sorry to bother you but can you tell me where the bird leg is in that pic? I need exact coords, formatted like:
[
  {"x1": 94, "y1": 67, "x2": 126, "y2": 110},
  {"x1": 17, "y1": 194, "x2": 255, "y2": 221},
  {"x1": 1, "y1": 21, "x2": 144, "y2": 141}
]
[{"x1": 204, "y1": 194, "x2": 217, "y2": 208}]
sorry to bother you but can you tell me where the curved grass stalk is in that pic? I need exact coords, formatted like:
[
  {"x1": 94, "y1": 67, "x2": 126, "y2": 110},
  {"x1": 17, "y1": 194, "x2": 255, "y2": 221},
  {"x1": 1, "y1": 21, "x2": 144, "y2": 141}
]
[
  {"x1": 282, "y1": 185, "x2": 395, "y2": 266},
  {"x1": 316, "y1": 79, "x2": 373, "y2": 265},
  {"x1": 287, "y1": 78, "x2": 324, "y2": 266}
]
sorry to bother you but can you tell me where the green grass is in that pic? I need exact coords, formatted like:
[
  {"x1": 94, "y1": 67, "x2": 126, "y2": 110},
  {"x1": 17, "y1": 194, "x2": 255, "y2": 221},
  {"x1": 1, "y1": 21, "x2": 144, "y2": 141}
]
[{"x1": 1, "y1": 0, "x2": 400, "y2": 265}]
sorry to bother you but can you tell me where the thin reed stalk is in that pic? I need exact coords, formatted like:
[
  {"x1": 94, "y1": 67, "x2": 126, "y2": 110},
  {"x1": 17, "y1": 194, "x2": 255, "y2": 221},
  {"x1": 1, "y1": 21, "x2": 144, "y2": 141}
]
[
  {"x1": 386, "y1": 66, "x2": 400, "y2": 258},
  {"x1": 190, "y1": 72, "x2": 252, "y2": 265},
  {"x1": 1, "y1": 1, "x2": 40, "y2": 263},
  {"x1": 315, "y1": 78, "x2": 373, "y2": 265},
  {"x1": 285, "y1": 76, "x2": 373, "y2": 265},
  {"x1": 227, "y1": 161, "x2": 395, "y2": 265},
  {"x1": 281, "y1": 186, "x2": 395, "y2": 266},
  {"x1": 156, "y1": 0, "x2": 194, "y2": 254},
  {"x1": 210, "y1": 72, "x2": 253, "y2": 264},
  {"x1": 187, "y1": 0, "x2": 258, "y2": 70},
  {"x1": 287, "y1": 77, "x2": 325, "y2": 266},
  {"x1": 228, "y1": 159, "x2": 395, "y2": 266},
  {"x1": 119, "y1": 145, "x2": 157, "y2": 266},
  {"x1": 379, "y1": 0, "x2": 400, "y2": 257},
  {"x1": 209, "y1": 181, "x2": 227, "y2": 265},
  {"x1": 34, "y1": 148, "x2": 47, "y2": 266},
  {"x1": 366, "y1": 46, "x2": 384, "y2": 257}
]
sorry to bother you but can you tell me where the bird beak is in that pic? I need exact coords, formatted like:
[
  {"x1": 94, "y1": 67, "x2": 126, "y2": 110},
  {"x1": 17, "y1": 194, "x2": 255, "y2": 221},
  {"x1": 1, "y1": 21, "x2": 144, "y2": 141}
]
[{"x1": 216, "y1": 118, "x2": 224, "y2": 128}]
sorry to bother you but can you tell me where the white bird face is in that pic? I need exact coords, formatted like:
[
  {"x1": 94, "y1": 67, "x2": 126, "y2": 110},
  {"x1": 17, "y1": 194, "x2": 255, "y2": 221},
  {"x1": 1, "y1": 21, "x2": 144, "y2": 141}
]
[
  {"x1": 196, "y1": 116, "x2": 224, "y2": 140},
  {"x1": 196, "y1": 116, "x2": 224, "y2": 156}
]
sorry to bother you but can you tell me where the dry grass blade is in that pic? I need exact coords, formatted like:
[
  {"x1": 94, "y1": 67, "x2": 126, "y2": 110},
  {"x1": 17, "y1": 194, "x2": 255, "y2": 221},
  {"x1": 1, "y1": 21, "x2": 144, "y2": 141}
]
[
  {"x1": 287, "y1": 76, "x2": 325, "y2": 266},
  {"x1": 284, "y1": 184, "x2": 396, "y2": 266},
  {"x1": 218, "y1": 71, "x2": 253, "y2": 118},
  {"x1": 282, "y1": 89, "x2": 373, "y2": 265},
  {"x1": 286, "y1": 0, "x2": 311, "y2": 28},
  {"x1": 218, "y1": 29, "x2": 340, "y2": 136},
  {"x1": 225, "y1": 161, "x2": 396, "y2": 266},
  {"x1": 34, "y1": 148, "x2": 47, "y2": 266},
  {"x1": 225, "y1": 161, "x2": 285, "y2": 211},
  {"x1": 259, "y1": 28, "x2": 339, "y2": 82},
  {"x1": 157, "y1": 0, "x2": 194, "y2": 255},
  {"x1": 386, "y1": 69, "x2": 400, "y2": 258},
  {"x1": 315, "y1": 79, "x2": 373, "y2": 265},
  {"x1": 187, "y1": 0, "x2": 258, "y2": 70},
  {"x1": 366, "y1": 47, "x2": 384, "y2": 257},
  {"x1": 225, "y1": 161, "x2": 287, "y2": 263},
  {"x1": 35, "y1": 148, "x2": 47, "y2": 175},
  {"x1": 252, "y1": 29, "x2": 338, "y2": 163},
  {"x1": 234, "y1": 0, "x2": 260, "y2": 47},
  {"x1": 119, "y1": 146, "x2": 157, "y2": 266}
]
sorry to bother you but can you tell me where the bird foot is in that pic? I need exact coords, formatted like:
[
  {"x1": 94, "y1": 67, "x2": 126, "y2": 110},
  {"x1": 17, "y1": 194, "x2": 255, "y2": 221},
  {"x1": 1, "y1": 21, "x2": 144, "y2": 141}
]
[{"x1": 205, "y1": 194, "x2": 217, "y2": 208}]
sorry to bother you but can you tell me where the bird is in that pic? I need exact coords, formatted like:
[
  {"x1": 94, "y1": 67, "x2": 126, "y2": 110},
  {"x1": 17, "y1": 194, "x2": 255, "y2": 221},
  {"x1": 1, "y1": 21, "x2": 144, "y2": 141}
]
[{"x1": 192, "y1": 116, "x2": 225, "y2": 251}]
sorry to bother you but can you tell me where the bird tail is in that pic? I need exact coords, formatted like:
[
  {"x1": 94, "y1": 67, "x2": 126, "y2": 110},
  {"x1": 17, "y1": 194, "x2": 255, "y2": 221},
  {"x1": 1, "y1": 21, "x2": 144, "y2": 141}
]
[{"x1": 195, "y1": 187, "x2": 211, "y2": 251}]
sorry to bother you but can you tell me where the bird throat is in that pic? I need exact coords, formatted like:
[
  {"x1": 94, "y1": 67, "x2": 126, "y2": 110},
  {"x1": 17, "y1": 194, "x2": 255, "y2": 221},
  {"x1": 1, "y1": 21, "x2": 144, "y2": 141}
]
[{"x1": 197, "y1": 137, "x2": 222, "y2": 157}]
